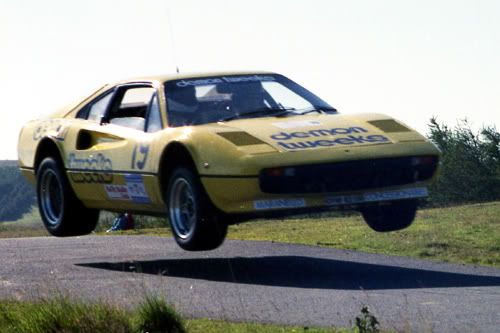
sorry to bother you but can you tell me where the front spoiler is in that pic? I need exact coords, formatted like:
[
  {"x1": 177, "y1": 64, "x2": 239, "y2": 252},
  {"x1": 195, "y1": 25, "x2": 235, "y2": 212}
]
[
  {"x1": 202, "y1": 171, "x2": 432, "y2": 213},
  {"x1": 252, "y1": 187, "x2": 428, "y2": 211},
  {"x1": 323, "y1": 187, "x2": 428, "y2": 206},
  {"x1": 224, "y1": 187, "x2": 428, "y2": 223}
]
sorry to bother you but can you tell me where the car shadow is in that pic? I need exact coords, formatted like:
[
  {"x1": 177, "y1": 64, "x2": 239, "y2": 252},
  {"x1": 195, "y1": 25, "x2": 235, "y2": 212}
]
[{"x1": 76, "y1": 256, "x2": 500, "y2": 290}]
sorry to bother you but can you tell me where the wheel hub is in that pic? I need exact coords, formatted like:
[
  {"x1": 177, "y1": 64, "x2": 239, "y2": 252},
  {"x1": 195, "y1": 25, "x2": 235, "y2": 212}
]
[
  {"x1": 169, "y1": 178, "x2": 196, "y2": 239},
  {"x1": 40, "y1": 170, "x2": 63, "y2": 226}
]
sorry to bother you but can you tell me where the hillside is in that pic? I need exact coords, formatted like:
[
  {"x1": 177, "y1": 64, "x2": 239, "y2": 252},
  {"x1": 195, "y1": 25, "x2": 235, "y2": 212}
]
[
  {"x1": 0, "y1": 161, "x2": 36, "y2": 222},
  {"x1": 0, "y1": 160, "x2": 19, "y2": 168}
]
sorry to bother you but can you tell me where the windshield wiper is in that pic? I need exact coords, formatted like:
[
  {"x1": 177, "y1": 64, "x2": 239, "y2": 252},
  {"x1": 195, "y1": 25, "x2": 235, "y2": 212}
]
[
  {"x1": 220, "y1": 107, "x2": 296, "y2": 122},
  {"x1": 297, "y1": 106, "x2": 338, "y2": 115}
]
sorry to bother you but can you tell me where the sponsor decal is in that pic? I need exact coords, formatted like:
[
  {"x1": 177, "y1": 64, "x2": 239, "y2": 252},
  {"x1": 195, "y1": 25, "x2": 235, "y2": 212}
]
[
  {"x1": 68, "y1": 153, "x2": 113, "y2": 184},
  {"x1": 254, "y1": 198, "x2": 306, "y2": 210},
  {"x1": 272, "y1": 120, "x2": 322, "y2": 129},
  {"x1": 104, "y1": 185, "x2": 130, "y2": 200},
  {"x1": 324, "y1": 187, "x2": 428, "y2": 206},
  {"x1": 33, "y1": 120, "x2": 68, "y2": 141},
  {"x1": 362, "y1": 187, "x2": 428, "y2": 202},
  {"x1": 176, "y1": 75, "x2": 275, "y2": 87},
  {"x1": 125, "y1": 174, "x2": 151, "y2": 204},
  {"x1": 269, "y1": 126, "x2": 390, "y2": 150},
  {"x1": 324, "y1": 194, "x2": 364, "y2": 206},
  {"x1": 104, "y1": 174, "x2": 151, "y2": 204},
  {"x1": 54, "y1": 127, "x2": 69, "y2": 141}
]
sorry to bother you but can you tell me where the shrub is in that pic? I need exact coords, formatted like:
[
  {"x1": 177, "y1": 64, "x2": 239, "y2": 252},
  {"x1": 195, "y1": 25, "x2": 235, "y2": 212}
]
[
  {"x1": 427, "y1": 118, "x2": 500, "y2": 205},
  {"x1": 354, "y1": 306, "x2": 380, "y2": 333}
]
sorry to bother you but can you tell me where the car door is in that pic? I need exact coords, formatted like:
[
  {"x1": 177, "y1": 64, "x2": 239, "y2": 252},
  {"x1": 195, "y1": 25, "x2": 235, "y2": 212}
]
[{"x1": 64, "y1": 83, "x2": 165, "y2": 211}]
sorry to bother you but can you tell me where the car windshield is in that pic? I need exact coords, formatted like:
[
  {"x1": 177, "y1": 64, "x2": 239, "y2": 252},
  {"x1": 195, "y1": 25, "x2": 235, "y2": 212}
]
[{"x1": 164, "y1": 74, "x2": 336, "y2": 127}]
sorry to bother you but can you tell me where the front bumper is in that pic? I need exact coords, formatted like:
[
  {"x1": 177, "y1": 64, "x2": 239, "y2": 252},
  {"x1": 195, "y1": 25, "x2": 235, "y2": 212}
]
[
  {"x1": 200, "y1": 141, "x2": 440, "y2": 214},
  {"x1": 201, "y1": 174, "x2": 430, "y2": 214}
]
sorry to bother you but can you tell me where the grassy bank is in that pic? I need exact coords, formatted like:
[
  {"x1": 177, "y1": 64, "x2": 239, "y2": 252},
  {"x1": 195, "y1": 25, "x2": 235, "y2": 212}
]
[
  {"x1": 229, "y1": 201, "x2": 500, "y2": 267},
  {"x1": 0, "y1": 296, "x2": 364, "y2": 333},
  {"x1": 108, "y1": 202, "x2": 500, "y2": 267},
  {"x1": 1, "y1": 203, "x2": 496, "y2": 332},
  {"x1": 1, "y1": 202, "x2": 499, "y2": 267}
]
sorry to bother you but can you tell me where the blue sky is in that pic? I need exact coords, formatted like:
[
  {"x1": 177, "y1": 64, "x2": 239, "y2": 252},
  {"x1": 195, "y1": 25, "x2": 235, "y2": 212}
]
[{"x1": 1, "y1": 0, "x2": 499, "y2": 159}]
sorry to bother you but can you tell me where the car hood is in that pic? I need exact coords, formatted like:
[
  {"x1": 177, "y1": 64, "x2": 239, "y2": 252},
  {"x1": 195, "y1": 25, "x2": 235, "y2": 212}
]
[{"x1": 216, "y1": 113, "x2": 418, "y2": 152}]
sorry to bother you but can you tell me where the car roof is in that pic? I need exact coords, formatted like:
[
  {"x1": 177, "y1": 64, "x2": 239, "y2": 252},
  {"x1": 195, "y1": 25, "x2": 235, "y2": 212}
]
[
  {"x1": 111, "y1": 70, "x2": 276, "y2": 86},
  {"x1": 60, "y1": 71, "x2": 277, "y2": 118}
]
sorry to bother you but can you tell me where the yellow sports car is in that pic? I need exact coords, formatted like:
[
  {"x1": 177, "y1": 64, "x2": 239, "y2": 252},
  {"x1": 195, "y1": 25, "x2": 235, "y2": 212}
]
[{"x1": 18, "y1": 71, "x2": 440, "y2": 250}]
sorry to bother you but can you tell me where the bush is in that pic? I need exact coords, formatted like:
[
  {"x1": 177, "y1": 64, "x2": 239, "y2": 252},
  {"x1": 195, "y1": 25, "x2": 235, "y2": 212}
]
[
  {"x1": 354, "y1": 306, "x2": 380, "y2": 333},
  {"x1": 427, "y1": 118, "x2": 500, "y2": 206}
]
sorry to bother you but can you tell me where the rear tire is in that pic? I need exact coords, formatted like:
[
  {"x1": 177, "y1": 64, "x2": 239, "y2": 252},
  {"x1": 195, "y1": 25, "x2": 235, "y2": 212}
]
[
  {"x1": 361, "y1": 199, "x2": 418, "y2": 232},
  {"x1": 166, "y1": 167, "x2": 227, "y2": 251},
  {"x1": 37, "y1": 157, "x2": 99, "y2": 236}
]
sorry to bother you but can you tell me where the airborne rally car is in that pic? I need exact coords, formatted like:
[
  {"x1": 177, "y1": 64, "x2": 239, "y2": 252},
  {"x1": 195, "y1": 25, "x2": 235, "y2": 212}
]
[{"x1": 18, "y1": 71, "x2": 440, "y2": 250}]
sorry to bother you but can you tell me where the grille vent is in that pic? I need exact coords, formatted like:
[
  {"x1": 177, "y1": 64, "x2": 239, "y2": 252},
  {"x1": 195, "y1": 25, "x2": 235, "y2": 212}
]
[
  {"x1": 217, "y1": 132, "x2": 265, "y2": 146},
  {"x1": 368, "y1": 120, "x2": 411, "y2": 133}
]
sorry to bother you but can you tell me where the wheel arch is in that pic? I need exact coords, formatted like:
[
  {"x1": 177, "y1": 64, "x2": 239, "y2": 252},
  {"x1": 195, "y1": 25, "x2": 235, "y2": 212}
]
[
  {"x1": 34, "y1": 138, "x2": 64, "y2": 174},
  {"x1": 158, "y1": 141, "x2": 199, "y2": 195}
]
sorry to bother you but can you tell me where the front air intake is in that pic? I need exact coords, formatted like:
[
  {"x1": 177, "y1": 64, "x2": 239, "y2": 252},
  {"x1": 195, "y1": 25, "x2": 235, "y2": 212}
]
[{"x1": 260, "y1": 156, "x2": 439, "y2": 194}]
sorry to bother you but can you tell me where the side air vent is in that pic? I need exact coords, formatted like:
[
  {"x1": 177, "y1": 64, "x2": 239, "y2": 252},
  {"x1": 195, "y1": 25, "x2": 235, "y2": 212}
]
[
  {"x1": 76, "y1": 130, "x2": 93, "y2": 150},
  {"x1": 368, "y1": 120, "x2": 411, "y2": 133},
  {"x1": 217, "y1": 132, "x2": 265, "y2": 146}
]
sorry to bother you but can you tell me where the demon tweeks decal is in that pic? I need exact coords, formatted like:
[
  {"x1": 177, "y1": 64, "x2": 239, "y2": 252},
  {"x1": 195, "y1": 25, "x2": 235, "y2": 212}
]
[{"x1": 270, "y1": 126, "x2": 390, "y2": 150}]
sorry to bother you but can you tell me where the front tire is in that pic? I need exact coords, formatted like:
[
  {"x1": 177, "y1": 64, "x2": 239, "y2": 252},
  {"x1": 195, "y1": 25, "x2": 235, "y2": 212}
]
[
  {"x1": 37, "y1": 157, "x2": 99, "y2": 236},
  {"x1": 166, "y1": 167, "x2": 227, "y2": 251},
  {"x1": 361, "y1": 200, "x2": 418, "y2": 232}
]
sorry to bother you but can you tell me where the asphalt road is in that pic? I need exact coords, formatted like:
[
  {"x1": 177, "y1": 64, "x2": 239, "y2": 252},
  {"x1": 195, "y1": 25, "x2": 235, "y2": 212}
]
[{"x1": 0, "y1": 236, "x2": 499, "y2": 332}]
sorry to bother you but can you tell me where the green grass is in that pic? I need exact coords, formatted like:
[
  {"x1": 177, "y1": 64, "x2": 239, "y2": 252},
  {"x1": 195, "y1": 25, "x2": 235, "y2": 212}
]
[
  {"x1": 108, "y1": 202, "x2": 500, "y2": 267},
  {"x1": 228, "y1": 201, "x2": 500, "y2": 267},
  {"x1": 0, "y1": 296, "x2": 360, "y2": 333},
  {"x1": 136, "y1": 296, "x2": 186, "y2": 333},
  {"x1": 0, "y1": 297, "x2": 133, "y2": 333},
  {"x1": 185, "y1": 319, "x2": 350, "y2": 333},
  {"x1": 2, "y1": 202, "x2": 499, "y2": 267}
]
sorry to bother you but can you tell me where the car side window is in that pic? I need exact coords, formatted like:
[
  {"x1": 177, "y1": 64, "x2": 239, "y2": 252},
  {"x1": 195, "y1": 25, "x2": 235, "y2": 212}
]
[
  {"x1": 86, "y1": 92, "x2": 114, "y2": 122},
  {"x1": 109, "y1": 87, "x2": 155, "y2": 131},
  {"x1": 146, "y1": 94, "x2": 163, "y2": 133}
]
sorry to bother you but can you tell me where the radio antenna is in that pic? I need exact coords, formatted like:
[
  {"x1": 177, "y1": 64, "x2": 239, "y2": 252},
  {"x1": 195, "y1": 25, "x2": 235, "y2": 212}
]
[{"x1": 166, "y1": 8, "x2": 180, "y2": 74}]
